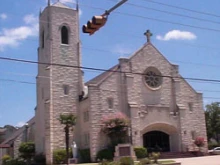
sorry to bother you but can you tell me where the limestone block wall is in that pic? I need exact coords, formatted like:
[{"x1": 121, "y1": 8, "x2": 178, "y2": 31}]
[
  {"x1": 36, "y1": 5, "x2": 81, "y2": 164},
  {"x1": 13, "y1": 133, "x2": 23, "y2": 158},
  {"x1": 119, "y1": 43, "x2": 207, "y2": 152},
  {"x1": 35, "y1": 5, "x2": 52, "y2": 155},
  {"x1": 177, "y1": 79, "x2": 207, "y2": 152},
  {"x1": 79, "y1": 99, "x2": 90, "y2": 149},
  {"x1": 126, "y1": 44, "x2": 173, "y2": 107},
  {"x1": 88, "y1": 70, "x2": 121, "y2": 161},
  {"x1": 123, "y1": 44, "x2": 178, "y2": 146}
]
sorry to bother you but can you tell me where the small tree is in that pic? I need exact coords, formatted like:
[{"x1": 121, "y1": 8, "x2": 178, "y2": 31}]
[
  {"x1": 101, "y1": 112, "x2": 130, "y2": 146},
  {"x1": 18, "y1": 142, "x2": 35, "y2": 165},
  {"x1": 58, "y1": 113, "x2": 77, "y2": 165}
]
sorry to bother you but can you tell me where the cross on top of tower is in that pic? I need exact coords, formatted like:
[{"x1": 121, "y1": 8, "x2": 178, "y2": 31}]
[{"x1": 144, "y1": 30, "x2": 153, "y2": 43}]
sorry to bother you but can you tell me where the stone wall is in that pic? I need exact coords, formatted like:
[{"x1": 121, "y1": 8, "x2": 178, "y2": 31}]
[
  {"x1": 87, "y1": 43, "x2": 207, "y2": 159},
  {"x1": 36, "y1": 4, "x2": 81, "y2": 164}
]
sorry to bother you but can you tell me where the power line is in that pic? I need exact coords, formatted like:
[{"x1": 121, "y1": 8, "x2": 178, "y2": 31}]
[
  {"x1": 113, "y1": 11, "x2": 220, "y2": 33},
  {"x1": 56, "y1": 1, "x2": 220, "y2": 33},
  {"x1": 82, "y1": 46, "x2": 220, "y2": 69},
  {"x1": 0, "y1": 78, "x2": 35, "y2": 85},
  {"x1": 1, "y1": 70, "x2": 220, "y2": 93},
  {"x1": 143, "y1": 0, "x2": 220, "y2": 18},
  {"x1": 0, "y1": 77, "x2": 219, "y2": 100},
  {"x1": 1, "y1": 56, "x2": 220, "y2": 84},
  {"x1": 5, "y1": 32, "x2": 220, "y2": 69},
  {"x1": 107, "y1": 0, "x2": 220, "y2": 25}
]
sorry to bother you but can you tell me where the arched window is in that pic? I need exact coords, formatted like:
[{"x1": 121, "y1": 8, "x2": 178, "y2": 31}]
[
  {"x1": 41, "y1": 30, "x2": 44, "y2": 48},
  {"x1": 61, "y1": 26, "x2": 69, "y2": 44}
]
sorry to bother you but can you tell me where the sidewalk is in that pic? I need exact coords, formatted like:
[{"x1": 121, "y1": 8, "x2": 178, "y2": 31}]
[{"x1": 168, "y1": 155, "x2": 220, "y2": 165}]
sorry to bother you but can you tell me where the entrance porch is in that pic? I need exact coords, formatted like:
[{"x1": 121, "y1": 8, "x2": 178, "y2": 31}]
[{"x1": 141, "y1": 123, "x2": 180, "y2": 152}]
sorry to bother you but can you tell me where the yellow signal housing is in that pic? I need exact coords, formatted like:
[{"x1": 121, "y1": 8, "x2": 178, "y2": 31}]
[{"x1": 82, "y1": 16, "x2": 107, "y2": 35}]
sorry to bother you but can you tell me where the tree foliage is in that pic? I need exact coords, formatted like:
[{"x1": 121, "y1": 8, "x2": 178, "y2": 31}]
[
  {"x1": 58, "y1": 114, "x2": 77, "y2": 126},
  {"x1": 18, "y1": 142, "x2": 35, "y2": 159},
  {"x1": 58, "y1": 113, "x2": 77, "y2": 165},
  {"x1": 194, "y1": 137, "x2": 205, "y2": 147},
  {"x1": 101, "y1": 112, "x2": 130, "y2": 145},
  {"x1": 205, "y1": 102, "x2": 220, "y2": 141}
]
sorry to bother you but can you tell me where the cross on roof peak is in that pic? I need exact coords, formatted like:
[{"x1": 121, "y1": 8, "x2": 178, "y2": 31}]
[{"x1": 144, "y1": 30, "x2": 153, "y2": 43}]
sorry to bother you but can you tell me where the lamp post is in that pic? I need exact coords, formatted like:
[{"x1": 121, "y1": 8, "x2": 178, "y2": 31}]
[{"x1": 24, "y1": 123, "x2": 29, "y2": 142}]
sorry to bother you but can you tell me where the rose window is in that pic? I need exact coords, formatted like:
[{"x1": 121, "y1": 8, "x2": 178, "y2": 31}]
[{"x1": 144, "y1": 67, "x2": 162, "y2": 89}]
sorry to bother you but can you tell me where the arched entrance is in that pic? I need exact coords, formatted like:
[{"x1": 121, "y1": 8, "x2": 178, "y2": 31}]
[{"x1": 143, "y1": 131, "x2": 170, "y2": 152}]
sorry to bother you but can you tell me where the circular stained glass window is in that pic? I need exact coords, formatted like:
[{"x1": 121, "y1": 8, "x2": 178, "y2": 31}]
[{"x1": 144, "y1": 67, "x2": 162, "y2": 89}]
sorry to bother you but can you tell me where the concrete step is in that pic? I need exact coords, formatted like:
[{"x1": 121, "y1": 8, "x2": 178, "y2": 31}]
[{"x1": 160, "y1": 152, "x2": 196, "y2": 159}]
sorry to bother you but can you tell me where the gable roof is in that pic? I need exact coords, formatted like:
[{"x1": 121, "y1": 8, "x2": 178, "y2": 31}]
[
  {"x1": 128, "y1": 42, "x2": 173, "y2": 66},
  {"x1": 85, "y1": 64, "x2": 119, "y2": 86},
  {"x1": 85, "y1": 42, "x2": 198, "y2": 94},
  {"x1": 85, "y1": 43, "x2": 156, "y2": 86},
  {"x1": 0, "y1": 117, "x2": 35, "y2": 145}
]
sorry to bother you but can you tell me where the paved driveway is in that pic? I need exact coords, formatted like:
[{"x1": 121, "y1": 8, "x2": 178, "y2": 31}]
[{"x1": 172, "y1": 155, "x2": 220, "y2": 165}]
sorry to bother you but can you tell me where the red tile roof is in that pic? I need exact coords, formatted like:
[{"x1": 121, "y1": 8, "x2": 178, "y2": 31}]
[{"x1": 0, "y1": 144, "x2": 10, "y2": 148}]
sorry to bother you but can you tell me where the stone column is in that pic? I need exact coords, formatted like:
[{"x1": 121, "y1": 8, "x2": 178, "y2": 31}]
[{"x1": 129, "y1": 103, "x2": 141, "y2": 147}]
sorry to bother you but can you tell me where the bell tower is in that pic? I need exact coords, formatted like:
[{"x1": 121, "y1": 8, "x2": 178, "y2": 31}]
[{"x1": 35, "y1": 1, "x2": 81, "y2": 164}]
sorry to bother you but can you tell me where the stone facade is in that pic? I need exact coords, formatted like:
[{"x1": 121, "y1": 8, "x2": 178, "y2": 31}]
[
  {"x1": 35, "y1": 2, "x2": 82, "y2": 164},
  {"x1": 1, "y1": 1, "x2": 207, "y2": 165},
  {"x1": 84, "y1": 44, "x2": 207, "y2": 160}
]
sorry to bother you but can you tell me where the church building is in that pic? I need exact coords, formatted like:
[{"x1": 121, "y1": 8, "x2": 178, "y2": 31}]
[{"x1": 0, "y1": 1, "x2": 207, "y2": 165}]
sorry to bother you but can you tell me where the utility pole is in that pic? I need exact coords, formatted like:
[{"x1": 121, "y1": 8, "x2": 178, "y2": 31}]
[{"x1": 82, "y1": 0, "x2": 128, "y2": 35}]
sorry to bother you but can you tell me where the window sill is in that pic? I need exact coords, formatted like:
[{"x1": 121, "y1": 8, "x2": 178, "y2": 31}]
[{"x1": 60, "y1": 44, "x2": 69, "y2": 47}]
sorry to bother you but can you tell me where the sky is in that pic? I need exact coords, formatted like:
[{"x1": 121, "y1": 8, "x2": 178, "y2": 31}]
[{"x1": 0, "y1": 0, "x2": 220, "y2": 127}]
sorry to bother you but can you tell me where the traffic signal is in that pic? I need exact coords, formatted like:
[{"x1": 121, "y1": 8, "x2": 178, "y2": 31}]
[{"x1": 82, "y1": 16, "x2": 107, "y2": 35}]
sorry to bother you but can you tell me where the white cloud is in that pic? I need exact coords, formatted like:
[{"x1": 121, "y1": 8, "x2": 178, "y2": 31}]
[
  {"x1": 0, "y1": 14, "x2": 38, "y2": 51},
  {"x1": 0, "y1": 13, "x2": 7, "y2": 20},
  {"x1": 16, "y1": 121, "x2": 25, "y2": 127},
  {"x1": 156, "y1": 30, "x2": 197, "y2": 41},
  {"x1": 112, "y1": 44, "x2": 134, "y2": 56},
  {"x1": 24, "y1": 14, "x2": 38, "y2": 25}
]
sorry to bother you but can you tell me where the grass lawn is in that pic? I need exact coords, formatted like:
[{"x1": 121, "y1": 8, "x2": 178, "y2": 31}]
[{"x1": 158, "y1": 160, "x2": 176, "y2": 164}]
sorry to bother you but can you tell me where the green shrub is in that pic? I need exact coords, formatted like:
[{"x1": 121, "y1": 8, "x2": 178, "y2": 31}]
[
  {"x1": 53, "y1": 149, "x2": 67, "y2": 164},
  {"x1": 97, "y1": 149, "x2": 114, "y2": 161},
  {"x1": 4, "y1": 158, "x2": 26, "y2": 165},
  {"x1": 18, "y1": 142, "x2": 35, "y2": 160},
  {"x1": 19, "y1": 142, "x2": 35, "y2": 153},
  {"x1": 139, "y1": 158, "x2": 151, "y2": 165},
  {"x1": 134, "y1": 147, "x2": 147, "y2": 159},
  {"x1": 34, "y1": 153, "x2": 46, "y2": 164},
  {"x1": 53, "y1": 148, "x2": 72, "y2": 164},
  {"x1": 79, "y1": 148, "x2": 91, "y2": 163},
  {"x1": 120, "y1": 156, "x2": 134, "y2": 165},
  {"x1": 2, "y1": 155, "x2": 11, "y2": 165}
]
